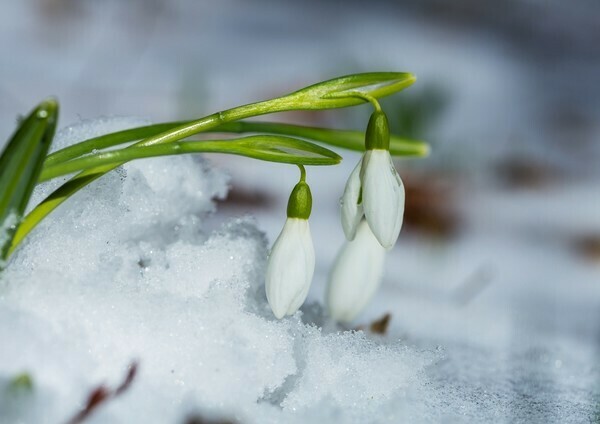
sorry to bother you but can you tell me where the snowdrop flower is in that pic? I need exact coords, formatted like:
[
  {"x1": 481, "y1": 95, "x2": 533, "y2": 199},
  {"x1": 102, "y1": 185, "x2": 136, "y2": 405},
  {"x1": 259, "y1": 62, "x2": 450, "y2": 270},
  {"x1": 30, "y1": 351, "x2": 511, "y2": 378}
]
[
  {"x1": 265, "y1": 168, "x2": 315, "y2": 319},
  {"x1": 340, "y1": 109, "x2": 405, "y2": 249},
  {"x1": 326, "y1": 220, "x2": 386, "y2": 322}
]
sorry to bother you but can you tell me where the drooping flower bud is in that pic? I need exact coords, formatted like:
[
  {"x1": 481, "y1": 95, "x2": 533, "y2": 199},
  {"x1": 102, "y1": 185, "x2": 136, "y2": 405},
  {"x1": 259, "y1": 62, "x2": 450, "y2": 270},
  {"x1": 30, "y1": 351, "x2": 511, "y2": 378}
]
[
  {"x1": 340, "y1": 109, "x2": 405, "y2": 249},
  {"x1": 360, "y1": 149, "x2": 404, "y2": 249},
  {"x1": 265, "y1": 168, "x2": 315, "y2": 319},
  {"x1": 326, "y1": 220, "x2": 386, "y2": 322}
]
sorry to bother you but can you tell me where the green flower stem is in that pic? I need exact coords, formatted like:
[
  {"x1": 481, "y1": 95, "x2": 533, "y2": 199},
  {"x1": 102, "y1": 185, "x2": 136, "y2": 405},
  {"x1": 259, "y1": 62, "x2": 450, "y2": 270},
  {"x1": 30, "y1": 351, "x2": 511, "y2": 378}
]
[
  {"x1": 44, "y1": 121, "x2": 428, "y2": 168},
  {"x1": 337, "y1": 92, "x2": 382, "y2": 112},
  {"x1": 39, "y1": 136, "x2": 341, "y2": 182},
  {"x1": 298, "y1": 164, "x2": 307, "y2": 182}
]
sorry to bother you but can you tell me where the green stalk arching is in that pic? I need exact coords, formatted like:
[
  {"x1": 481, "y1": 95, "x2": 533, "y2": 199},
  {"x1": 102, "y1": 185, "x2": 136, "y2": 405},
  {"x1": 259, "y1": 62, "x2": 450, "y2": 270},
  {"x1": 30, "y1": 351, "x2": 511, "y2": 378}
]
[{"x1": 9, "y1": 72, "x2": 419, "y2": 257}]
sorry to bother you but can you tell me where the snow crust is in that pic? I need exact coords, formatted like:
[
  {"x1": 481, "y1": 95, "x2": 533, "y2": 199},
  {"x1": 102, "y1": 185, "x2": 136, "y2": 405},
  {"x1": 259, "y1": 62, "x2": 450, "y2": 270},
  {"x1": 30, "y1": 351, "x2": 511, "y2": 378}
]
[{"x1": 0, "y1": 118, "x2": 435, "y2": 424}]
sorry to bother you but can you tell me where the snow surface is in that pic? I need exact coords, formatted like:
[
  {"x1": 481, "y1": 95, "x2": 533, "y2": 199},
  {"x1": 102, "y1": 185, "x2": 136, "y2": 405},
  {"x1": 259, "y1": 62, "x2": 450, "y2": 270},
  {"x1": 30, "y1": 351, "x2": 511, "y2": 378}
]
[
  {"x1": 1, "y1": 1, "x2": 599, "y2": 422},
  {"x1": 0, "y1": 118, "x2": 438, "y2": 424},
  {"x1": 2, "y1": 117, "x2": 598, "y2": 424}
]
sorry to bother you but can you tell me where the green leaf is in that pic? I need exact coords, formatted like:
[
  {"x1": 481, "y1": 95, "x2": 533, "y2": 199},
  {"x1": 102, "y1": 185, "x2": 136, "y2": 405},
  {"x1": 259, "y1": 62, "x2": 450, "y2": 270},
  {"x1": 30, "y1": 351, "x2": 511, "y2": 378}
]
[
  {"x1": 8, "y1": 135, "x2": 338, "y2": 256},
  {"x1": 0, "y1": 99, "x2": 58, "y2": 262},
  {"x1": 217, "y1": 122, "x2": 429, "y2": 157},
  {"x1": 44, "y1": 122, "x2": 186, "y2": 167},
  {"x1": 44, "y1": 120, "x2": 428, "y2": 169},
  {"x1": 280, "y1": 72, "x2": 417, "y2": 110},
  {"x1": 39, "y1": 135, "x2": 341, "y2": 182},
  {"x1": 222, "y1": 135, "x2": 343, "y2": 164}
]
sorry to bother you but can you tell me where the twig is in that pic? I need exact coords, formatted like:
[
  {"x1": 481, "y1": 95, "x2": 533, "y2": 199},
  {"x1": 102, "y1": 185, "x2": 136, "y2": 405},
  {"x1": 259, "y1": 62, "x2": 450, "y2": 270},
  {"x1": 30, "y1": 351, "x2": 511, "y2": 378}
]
[
  {"x1": 355, "y1": 313, "x2": 393, "y2": 335},
  {"x1": 66, "y1": 361, "x2": 138, "y2": 424}
]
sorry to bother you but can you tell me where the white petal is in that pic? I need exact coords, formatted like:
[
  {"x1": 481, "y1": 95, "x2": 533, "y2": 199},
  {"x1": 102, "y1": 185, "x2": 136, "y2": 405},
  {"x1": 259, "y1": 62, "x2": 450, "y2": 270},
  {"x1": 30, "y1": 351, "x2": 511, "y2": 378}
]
[
  {"x1": 265, "y1": 218, "x2": 315, "y2": 319},
  {"x1": 361, "y1": 150, "x2": 405, "y2": 249},
  {"x1": 326, "y1": 220, "x2": 386, "y2": 322},
  {"x1": 340, "y1": 158, "x2": 364, "y2": 240}
]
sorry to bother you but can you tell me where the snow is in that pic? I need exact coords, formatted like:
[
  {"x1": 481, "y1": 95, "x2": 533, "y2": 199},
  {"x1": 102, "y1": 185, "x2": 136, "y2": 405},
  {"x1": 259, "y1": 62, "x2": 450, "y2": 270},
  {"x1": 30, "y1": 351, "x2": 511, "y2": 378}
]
[
  {"x1": 2, "y1": 117, "x2": 598, "y2": 423},
  {"x1": 1, "y1": 1, "x2": 599, "y2": 422},
  {"x1": 0, "y1": 118, "x2": 436, "y2": 423}
]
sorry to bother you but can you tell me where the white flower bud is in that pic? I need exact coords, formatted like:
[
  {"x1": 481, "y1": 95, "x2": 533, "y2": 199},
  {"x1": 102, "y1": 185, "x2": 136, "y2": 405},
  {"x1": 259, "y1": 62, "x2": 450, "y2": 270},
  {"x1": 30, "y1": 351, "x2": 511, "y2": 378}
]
[
  {"x1": 326, "y1": 220, "x2": 386, "y2": 322},
  {"x1": 265, "y1": 218, "x2": 315, "y2": 319},
  {"x1": 340, "y1": 159, "x2": 363, "y2": 241},
  {"x1": 360, "y1": 149, "x2": 404, "y2": 249}
]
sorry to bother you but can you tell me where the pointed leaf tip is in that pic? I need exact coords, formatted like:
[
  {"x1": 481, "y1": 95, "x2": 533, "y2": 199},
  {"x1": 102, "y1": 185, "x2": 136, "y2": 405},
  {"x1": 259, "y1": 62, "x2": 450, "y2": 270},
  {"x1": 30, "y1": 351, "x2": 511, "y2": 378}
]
[{"x1": 284, "y1": 72, "x2": 417, "y2": 110}]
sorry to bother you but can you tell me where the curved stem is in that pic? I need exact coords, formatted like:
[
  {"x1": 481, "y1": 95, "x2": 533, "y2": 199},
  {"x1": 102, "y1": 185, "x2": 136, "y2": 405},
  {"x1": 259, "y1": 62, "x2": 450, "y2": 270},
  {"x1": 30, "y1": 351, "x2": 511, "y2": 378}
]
[
  {"x1": 297, "y1": 165, "x2": 307, "y2": 182},
  {"x1": 342, "y1": 92, "x2": 382, "y2": 112}
]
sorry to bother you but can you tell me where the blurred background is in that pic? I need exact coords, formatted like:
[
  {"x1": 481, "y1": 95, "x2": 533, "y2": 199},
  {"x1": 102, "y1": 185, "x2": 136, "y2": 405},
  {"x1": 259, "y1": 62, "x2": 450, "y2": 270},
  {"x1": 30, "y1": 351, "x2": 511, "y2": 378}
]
[{"x1": 1, "y1": 0, "x2": 599, "y2": 419}]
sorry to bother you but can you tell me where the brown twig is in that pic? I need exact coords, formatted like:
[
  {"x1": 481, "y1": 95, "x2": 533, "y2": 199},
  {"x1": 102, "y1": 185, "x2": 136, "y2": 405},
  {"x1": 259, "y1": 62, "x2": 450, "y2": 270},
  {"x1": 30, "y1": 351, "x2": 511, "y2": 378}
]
[
  {"x1": 66, "y1": 361, "x2": 138, "y2": 424},
  {"x1": 369, "y1": 313, "x2": 392, "y2": 335},
  {"x1": 355, "y1": 313, "x2": 393, "y2": 335}
]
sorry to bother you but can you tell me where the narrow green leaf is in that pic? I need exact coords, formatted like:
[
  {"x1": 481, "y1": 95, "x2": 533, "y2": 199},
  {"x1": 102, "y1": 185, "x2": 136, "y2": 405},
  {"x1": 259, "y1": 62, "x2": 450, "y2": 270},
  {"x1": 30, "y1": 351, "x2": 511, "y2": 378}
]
[
  {"x1": 8, "y1": 135, "x2": 337, "y2": 255},
  {"x1": 223, "y1": 136, "x2": 342, "y2": 164},
  {"x1": 9, "y1": 175, "x2": 96, "y2": 258},
  {"x1": 0, "y1": 99, "x2": 58, "y2": 262},
  {"x1": 44, "y1": 120, "x2": 428, "y2": 169},
  {"x1": 40, "y1": 136, "x2": 341, "y2": 182},
  {"x1": 216, "y1": 122, "x2": 429, "y2": 157},
  {"x1": 281, "y1": 72, "x2": 416, "y2": 110},
  {"x1": 44, "y1": 122, "x2": 186, "y2": 166}
]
